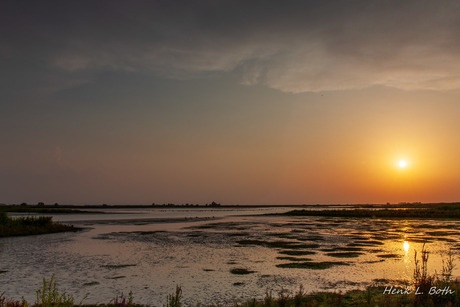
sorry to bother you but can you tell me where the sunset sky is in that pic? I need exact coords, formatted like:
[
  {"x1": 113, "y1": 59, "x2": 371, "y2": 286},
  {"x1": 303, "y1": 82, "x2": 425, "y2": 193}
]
[{"x1": 2, "y1": 1, "x2": 460, "y2": 205}]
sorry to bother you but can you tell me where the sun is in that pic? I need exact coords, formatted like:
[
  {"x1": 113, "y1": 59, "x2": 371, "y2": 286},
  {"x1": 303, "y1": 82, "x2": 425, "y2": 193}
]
[{"x1": 398, "y1": 160, "x2": 407, "y2": 168}]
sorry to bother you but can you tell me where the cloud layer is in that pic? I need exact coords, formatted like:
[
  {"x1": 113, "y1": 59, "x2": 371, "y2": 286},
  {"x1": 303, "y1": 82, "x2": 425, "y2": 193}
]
[{"x1": 3, "y1": 0, "x2": 460, "y2": 93}]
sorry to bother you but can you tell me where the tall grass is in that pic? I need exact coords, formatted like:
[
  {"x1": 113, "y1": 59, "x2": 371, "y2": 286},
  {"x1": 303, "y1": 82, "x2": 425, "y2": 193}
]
[
  {"x1": 36, "y1": 275, "x2": 74, "y2": 307},
  {"x1": 165, "y1": 286, "x2": 182, "y2": 307},
  {"x1": 113, "y1": 291, "x2": 134, "y2": 307},
  {"x1": 412, "y1": 244, "x2": 458, "y2": 306}
]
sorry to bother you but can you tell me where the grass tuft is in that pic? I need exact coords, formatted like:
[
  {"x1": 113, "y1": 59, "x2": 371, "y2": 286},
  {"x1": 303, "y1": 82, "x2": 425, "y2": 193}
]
[
  {"x1": 325, "y1": 252, "x2": 363, "y2": 258},
  {"x1": 36, "y1": 275, "x2": 74, "y2": 307},
  {"x1": 276, "y1": 261, "x2": 349, "y2": 270},
  {"x1": 165, "y1": 286, "x2": 182, "y2": 307},
  {"x1": 230, "y1": 268, "x2": 256, "y2": 275}
]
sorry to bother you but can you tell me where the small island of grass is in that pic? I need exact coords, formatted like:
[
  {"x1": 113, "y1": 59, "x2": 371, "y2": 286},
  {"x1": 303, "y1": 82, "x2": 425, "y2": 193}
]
[{"x1": 0, "y1": 212, "x2": 80, "y2": 237}]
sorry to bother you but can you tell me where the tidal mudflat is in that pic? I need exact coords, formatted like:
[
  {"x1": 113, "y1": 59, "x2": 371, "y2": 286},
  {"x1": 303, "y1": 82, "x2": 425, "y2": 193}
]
[{"x1": 0, "y1": 207, "x2": 459, "y2": 305}]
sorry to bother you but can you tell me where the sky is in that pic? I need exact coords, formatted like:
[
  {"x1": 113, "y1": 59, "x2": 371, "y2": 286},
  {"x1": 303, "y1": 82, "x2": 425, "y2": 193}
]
[{"x1": 1, "y1": 0, "x2": 460, "y2": 205}]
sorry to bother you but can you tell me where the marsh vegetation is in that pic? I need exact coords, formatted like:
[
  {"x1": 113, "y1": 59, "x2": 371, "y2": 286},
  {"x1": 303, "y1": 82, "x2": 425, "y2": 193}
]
[
  {"x1": 2, "y1": 207, "x2": 460, "y2": 305},
  {"x1": 0, "y1": 212, "x2": 79, "y2": 237},
  {"x1": 1, "y1": 248, "x2": 458, "y2": 307},
  {"x1": 282, "y1": 203, "x2": 460, "y2": 219}
]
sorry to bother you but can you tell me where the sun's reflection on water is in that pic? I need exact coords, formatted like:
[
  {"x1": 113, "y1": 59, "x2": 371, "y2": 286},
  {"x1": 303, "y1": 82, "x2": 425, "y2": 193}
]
[
  {"x1": 403, "y1": 241, "x2": 410, "y2": 253},
  {"x1": 403, "y1": 239, "x2": 411, "y2": 264}
]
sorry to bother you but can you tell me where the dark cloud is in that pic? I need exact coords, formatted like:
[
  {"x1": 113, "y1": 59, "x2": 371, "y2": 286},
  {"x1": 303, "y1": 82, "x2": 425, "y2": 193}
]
[{"x1": 2, "y1": 0, "x2": 460, "y2": 94}]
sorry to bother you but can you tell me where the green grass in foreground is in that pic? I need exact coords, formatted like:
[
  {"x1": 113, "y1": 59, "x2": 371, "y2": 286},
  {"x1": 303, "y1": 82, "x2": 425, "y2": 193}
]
[
  {"x1": 0, "y1": 212, "x2": 79, "y2": 237},
  {"x1": 2, "y1": 278, "x2": 459, "y2": 307}
]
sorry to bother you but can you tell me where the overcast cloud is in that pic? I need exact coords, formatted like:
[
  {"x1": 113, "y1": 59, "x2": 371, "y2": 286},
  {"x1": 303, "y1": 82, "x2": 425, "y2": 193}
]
[{"x1": 2, "y1": 0, "x2": 460, "y2": 94}]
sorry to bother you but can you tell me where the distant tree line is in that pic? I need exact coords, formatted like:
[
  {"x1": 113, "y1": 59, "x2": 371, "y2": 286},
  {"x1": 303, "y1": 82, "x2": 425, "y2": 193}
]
[
  {"x1": 151, "y1": 201, "x2": 221, "y2": 207},
  {"x1": 11, "y1": 202, "x2": 60, "y2": 207},
  {"x1": 3, "y1": 201, "x2": 222, "y2": 208}
]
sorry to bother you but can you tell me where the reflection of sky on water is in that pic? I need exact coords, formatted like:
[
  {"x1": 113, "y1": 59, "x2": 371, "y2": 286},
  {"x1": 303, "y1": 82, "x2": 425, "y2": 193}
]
[
  {"x1": 10, "y1": 207, "x2": 292, "y2": 224},
  {"x1": 0, "y1": 209, "x2": 459, "y2": 305}
]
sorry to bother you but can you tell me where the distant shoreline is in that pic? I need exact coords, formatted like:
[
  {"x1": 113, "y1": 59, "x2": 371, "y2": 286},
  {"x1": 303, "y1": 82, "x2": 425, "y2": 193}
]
[
  {"x1": 1, "y1": 201, "x2": 459, "y2": 212},
  {"x1": 279, "y1": 203, "x2": 460, "y2": 219}
]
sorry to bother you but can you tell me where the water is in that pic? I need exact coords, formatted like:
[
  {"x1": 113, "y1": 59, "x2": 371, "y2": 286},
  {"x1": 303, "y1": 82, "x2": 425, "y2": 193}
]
[{"x1": 1, "y1": 207, "x2": 459, "y2": 305}]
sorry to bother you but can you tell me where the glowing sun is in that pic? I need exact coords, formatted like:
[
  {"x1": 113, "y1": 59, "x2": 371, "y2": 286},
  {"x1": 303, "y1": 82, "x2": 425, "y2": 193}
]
[{"x1": 398, "y1": 160, "x2": 407, "y2": 168}]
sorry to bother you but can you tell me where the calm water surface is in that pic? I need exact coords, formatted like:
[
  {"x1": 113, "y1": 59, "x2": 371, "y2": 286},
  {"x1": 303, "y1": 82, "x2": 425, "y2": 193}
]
[{"x1": 1, "y1": 207, "x2": 459, "y2": 305}]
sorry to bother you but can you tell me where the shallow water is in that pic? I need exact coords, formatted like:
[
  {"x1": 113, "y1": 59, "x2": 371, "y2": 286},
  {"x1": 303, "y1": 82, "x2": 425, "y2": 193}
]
[{"x1": 1, "y1": 207, "x2": 459, "y2": 305}]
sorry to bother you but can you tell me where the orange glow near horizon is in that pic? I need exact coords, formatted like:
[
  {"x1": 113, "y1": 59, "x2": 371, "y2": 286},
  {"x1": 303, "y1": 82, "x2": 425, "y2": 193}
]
[
  {"x1": 272, "y1": 129, "x2": 460, "y2": 205},
  {"x1": 4, "y1": 89, "x2": 460, "y2": 206}
]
